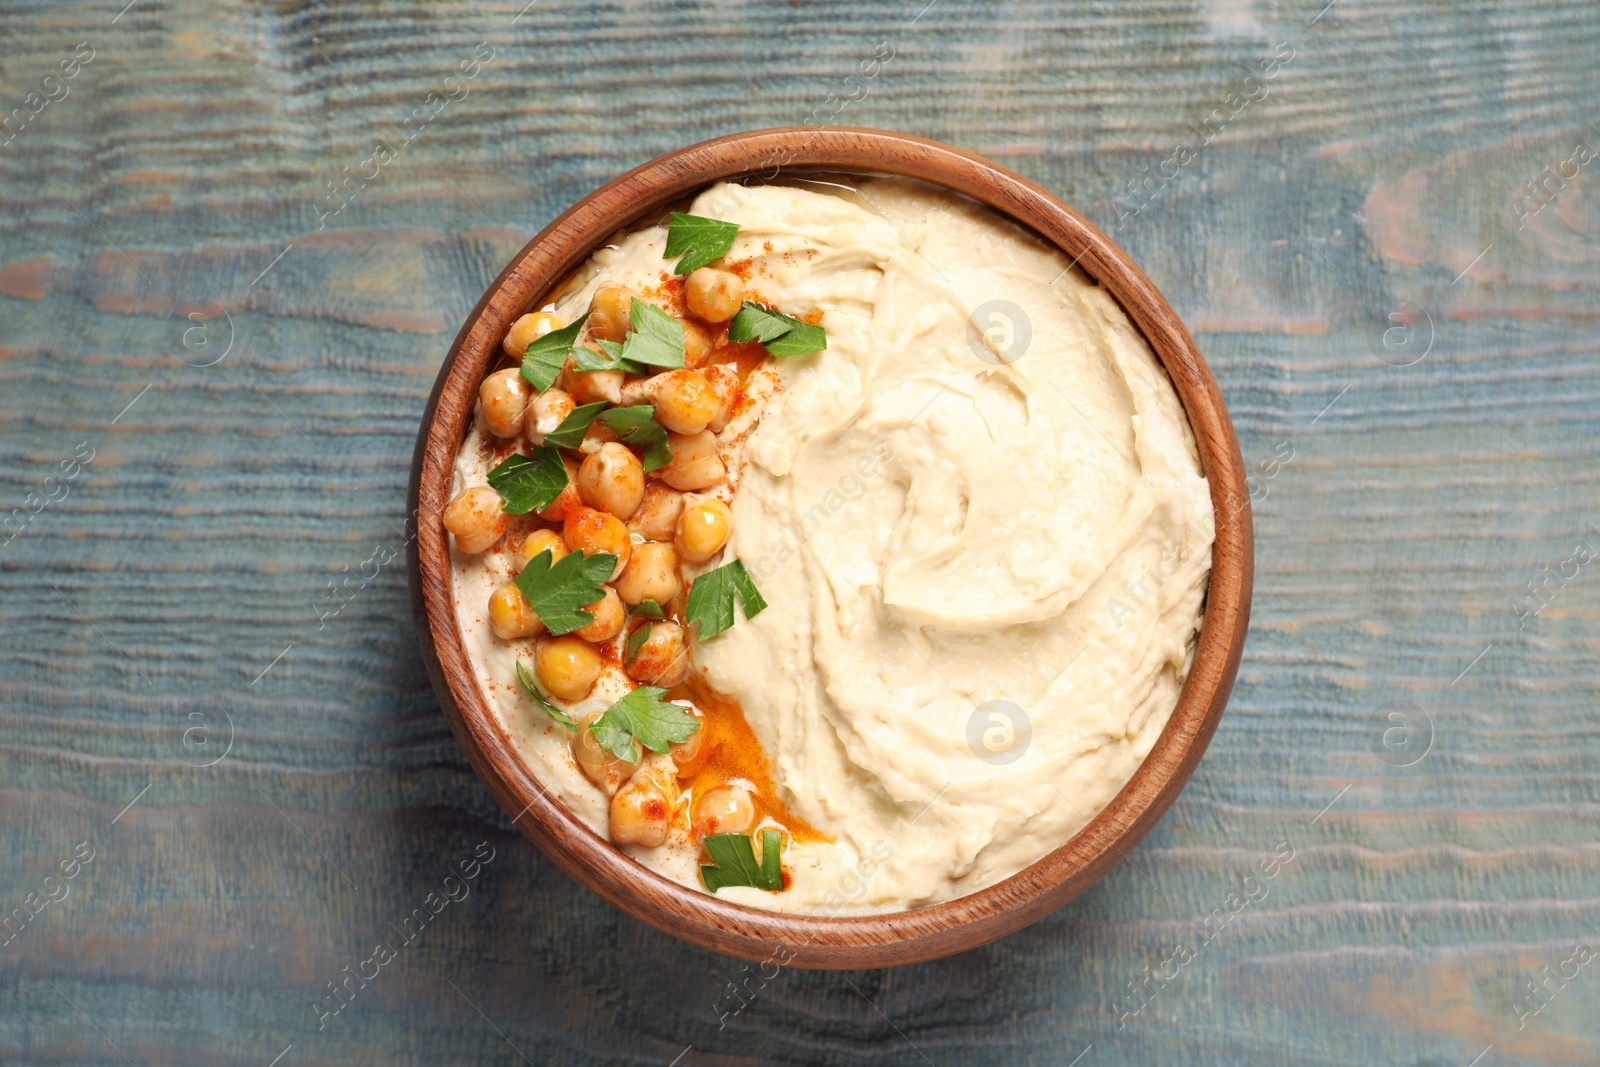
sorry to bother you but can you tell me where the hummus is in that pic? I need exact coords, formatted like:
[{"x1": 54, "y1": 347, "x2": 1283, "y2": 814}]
[{"x1": 452, "y1": 177, "x2": 1213, "y2": 915}]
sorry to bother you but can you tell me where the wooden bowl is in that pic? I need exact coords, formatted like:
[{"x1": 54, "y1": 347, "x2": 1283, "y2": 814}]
[{"x1": 408, "y1": 128, "x2": 1252, "y2": 968}]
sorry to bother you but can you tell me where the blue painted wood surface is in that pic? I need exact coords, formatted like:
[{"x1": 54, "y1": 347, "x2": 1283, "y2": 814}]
[{"x1": 2, "y1": 1, "x2": 1597, "y2": 1064}]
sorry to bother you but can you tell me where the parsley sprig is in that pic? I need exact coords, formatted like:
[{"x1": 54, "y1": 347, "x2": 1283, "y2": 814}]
[
  {"x1": 624, "y1": 622, "x2": 653, "y2": 663},
  {"x1": 513, "y1": 548, "x2": 617, "y2": 635},
  {"x1": 621, "y1": 299, "x2": 688, "y2": 369},
  {"x1": 728, "y1": 301, "x2": 827, "y2": 358},
  {"x1": 685, "y1": 559, "x2": 767, "y2": 639},
  {"x1": 542, "y1": 400, "x2": 606, "y2": 449},
  {"x1": 486, "y1": 448, "x2": 569, "y2": 514},
  {"x1": 590, "y1": 685, "x2": 701, "y2": 763},
  {"x1": 516, "y1": 661, "x2": 577, "y2": 729},
  {"x1": 701, "y1": 830, "x2": 783, "y2": 892},
  {"x1": 664, "y1": 212, "x2": 740, "y2": 274},
  {"x1": 598, "y1": 405, "x2": 673, "y2": 472},
  {"x1": 573, "y1": 342, "x2": 646, "y2": 375},
  {"x1": 571, "y1": 299, "x2": 687, "y2": 375},
  {"x1": 520, "y1": 313, "x2": 590, "y2": 392}
]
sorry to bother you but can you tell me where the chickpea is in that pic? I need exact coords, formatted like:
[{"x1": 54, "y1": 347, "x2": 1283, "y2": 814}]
[
  {"x1": 573, "y1": 722, "x2": 636, "y2": 795},
  {"x1": 693, "y1": 784, "x2": 755, "y2": 840},
  {"x1": 479, "y1": 368, "x2": 532, "y2": 439},
  {"x1": 443, "y1": 486, "x2": 507, "y2": 554},
  {"x1": 625, "y1": 619, "x2": 689, "y2": 687},
  {"x1": 610, "y1": 771, "x2": 671, "y2": 847},
  {"x1": 525, "y1": 387, "x2": 575, "y2": 445},
  {"x1": 573, "y1": 586, "x2": 626, "y2": 643},
  {"x1": 646, "y1": 370, "x2": 719, "y2": 435},
  {"x1": 562, "y1": 506, "x2": 632, "y2": 579},
  {"x1": 560, "y1": 360, "x2": 624, "y2": 406},
  {"x1": 676, "y1": 495, "x2": 733, "y2": 563},
  {"x1": 615, "y1": 541, "x2": 682, "y2": 608},
  {"x1": 669, "y1": 705, "x2": 709, "y2": 777},
  {"x1": 664, "y1": 581, "x2": 689, "y2": 622},
  {"x1": 617, "y1": 375, "x2": 653, "y2": 407},
  {"x1": 681, "y1": 319, "x2": 713, "y2": 368},
  {"x1": 514, "y1": 528, "x2": 568, "y2": 572},
  {"x1": 537, "y1": 453, "x2": 582, "y2": 522},
  {"x1": 588, "y1": 286, "x2": 635, "y2": 343},
  {"x1": 628, "y1": 481, "x2": 686, "y2": 542},
  {"x1": 702, "y1": 363, "x2": 739, "y2": 433},
  {"x1": 578, "y1": 418, "x2": 621, "y2": 455},
  {"x1": 685, "y1": 267, "x2": 744, "y2": 323},
  {"x1": 488, "y1": 583, "x2": 545, "y2": 640},
  {"x1": 535, "y1": 635, "x2": 602, "y2": 701},
  {"x1": 659, "y1": 430, "x2": 726, "y2": 491},
  {"x1": 502, "y1": 311, "x2": 562, "y2": 360},
  {"x1": 577, "y1": 442, "x2": 645, "y2": 520}
]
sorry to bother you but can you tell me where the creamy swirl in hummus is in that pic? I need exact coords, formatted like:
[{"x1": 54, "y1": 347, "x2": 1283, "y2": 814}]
[{"x1": 450, "y1": 178, "x2": 1213, "y2": 915}]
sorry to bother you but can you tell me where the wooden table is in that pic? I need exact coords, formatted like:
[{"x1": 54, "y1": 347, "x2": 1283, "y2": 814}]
[{"x1": 3, "y1": 2, "x2": 1595, "y2": 1064}]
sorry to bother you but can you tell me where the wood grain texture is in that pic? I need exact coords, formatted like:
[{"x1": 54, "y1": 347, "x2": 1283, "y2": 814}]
[{"x1": 1, "y1": 0, "x2": 1596, "y2": 1062}]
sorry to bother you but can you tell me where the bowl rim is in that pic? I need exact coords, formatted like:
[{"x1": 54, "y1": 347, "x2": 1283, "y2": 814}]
[{"x1": 407, "y1": 126, "x2": 1253, "y2": 969}]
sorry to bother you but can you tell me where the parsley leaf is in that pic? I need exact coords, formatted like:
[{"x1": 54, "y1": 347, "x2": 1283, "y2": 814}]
[
  {"x1": 588, "y1": 714, "x2": 636, "y2": 763},
  {"x1": 597, "y1": 405, "x2": 658, "y2": 436},
  {"x1": 513, "y1": 548, "x2": 617, "y2": 635},
  {"x1": 521, "y1": 313, "x2": 589, "y2": 392},
  {"x1": 542, "y1": 401, "x2": 606, "y2": 449},
  {"x1": 598, "y1": 405, "x2": 673, "y2": 472},
  {"x1": 631, "y1": 599, "x2": 665, "y2": 619},
  {"x1": 726, "y1": 303, "x2": 791, "y2": 344},
  {"x1": 516, "y1": 660, "x2": 577, "y2": 729},
  {"x1": 624, "y1": 622, "x2": 653, "y2": 663},
  {"x1": 763, "y1": 319, "x2": 828, "y2": 358},
  {"x1": 618, "y1": 299, "x2": 686, "y2": 369},
  {"x1": 590, "y1": 685, "x2": 701, "y2": 763},
  {"x1": 486, "y1": 448, "x2": 569, "y2": 514},
  {"x1": 728, "y1": 301, "x2": 827, "y2": 358},
  {"x1": 701, "y1": 830, "x2": 783, "y2": 892},
  {"x1": 664, "y1": 212, "x2": 740, "y2": 274},
  {"x1": 685, "y1": 559, "x2": 768, "y2": 639},
  {"x1": 572, "y1": 340, "x2": 647, "y2": 376},
  {"x1": 574, "y1": 300, "x2": 685, "y2": 373}
]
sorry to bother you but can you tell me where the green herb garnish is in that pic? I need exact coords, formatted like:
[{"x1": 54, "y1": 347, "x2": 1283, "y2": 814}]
[
  {"x1": 664, "y1": 212, "x2": 740, "y2": 275},
  {"x1": 516, "y1": 660, "x2": 577, "y2": 729},
  {"x1": 486, "y1": 448, "x2": 569, "y2": 514},
  {"x1": 727, "y1": 303, "x2": 791, "y2": 344},
  {"x1": 631, "y1": 599, "x2": 666, "y2": 619},
  {"x1": 728, "y1": 301, "x2": 826, "y2": 358},
  {"x1": 684, "y1": 559, "x2": 767, "y2": 640},
  {"x1": 542, "y1": 401, "x2": 606, "y2": 449},
  {"x1": 590, "y1": 685, "x2": 701, "y2": 763},
  {"x1": 598, "y1": 405, "x2": 673, "y2": 472},
  {"x1": 520, "y1": 313, "x2": 589, "y2": 392},
  {"x1": 701, "y1": 830, "x2": 783, "y2": 892},
  {"x1": 624, "y1": 623, "x2": 653, "y2": 663},
  {"x1": 572, "y1": 341, "x2": 647, "y2": 376},
  {"x1": 513, "y1": 548, "x2": 617, "y2": 635},
  {"x1": 570, "y1": 300, "x2": 684, "y2": 374},
  {"x1": 617, "y1": 299, "x2": 687, "y2": 370}
]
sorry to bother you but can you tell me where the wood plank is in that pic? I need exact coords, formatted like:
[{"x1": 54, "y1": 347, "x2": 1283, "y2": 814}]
[{"x1": 1, "y1": 0, "x2": 1597, "y2": 1063}]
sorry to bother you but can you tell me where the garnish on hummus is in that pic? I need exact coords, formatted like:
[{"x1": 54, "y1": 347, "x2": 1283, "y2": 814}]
[{"x1": 446, "y1": 178, "x2": 1214, "y2": 914}]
